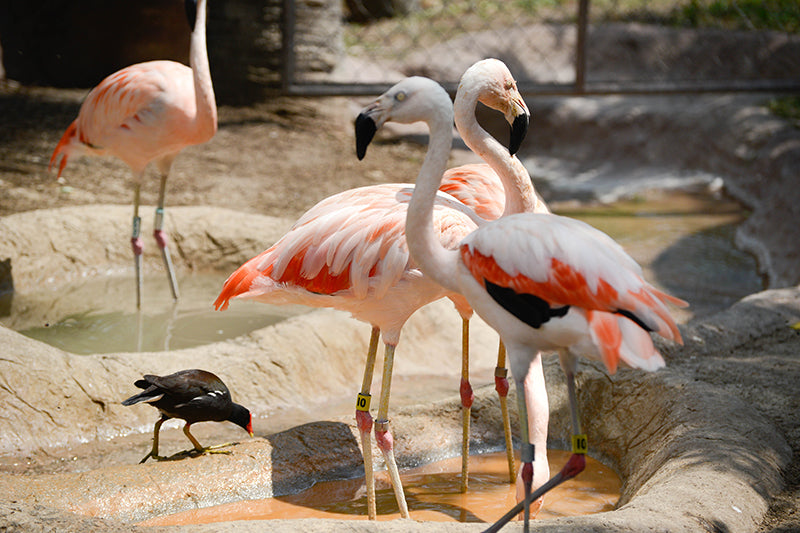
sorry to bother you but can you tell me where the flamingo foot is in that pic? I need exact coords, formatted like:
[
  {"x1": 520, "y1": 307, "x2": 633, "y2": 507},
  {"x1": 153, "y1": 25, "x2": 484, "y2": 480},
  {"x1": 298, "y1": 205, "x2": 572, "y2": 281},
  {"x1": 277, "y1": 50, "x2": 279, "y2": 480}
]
[{"x1": 484, "y1": 453, "x2": 587, "y2": 533}]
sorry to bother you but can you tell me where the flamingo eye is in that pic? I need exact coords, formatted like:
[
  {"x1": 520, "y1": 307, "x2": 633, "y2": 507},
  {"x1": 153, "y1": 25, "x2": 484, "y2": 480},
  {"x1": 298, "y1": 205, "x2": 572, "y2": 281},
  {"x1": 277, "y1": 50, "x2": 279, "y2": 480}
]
[{"x1": 395, "y1": 91, "x2": 407, "y2": 102}]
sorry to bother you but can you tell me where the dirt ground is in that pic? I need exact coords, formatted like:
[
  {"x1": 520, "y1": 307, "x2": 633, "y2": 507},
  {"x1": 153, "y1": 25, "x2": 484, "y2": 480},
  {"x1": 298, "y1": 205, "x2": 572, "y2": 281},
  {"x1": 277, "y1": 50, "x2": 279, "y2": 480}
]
[
  {"x1": 0, "y1": 82, "x2": 426, "y2": 222},
  {"x1": 1, "y1": 25, "x2": 800, "y2": 531}
]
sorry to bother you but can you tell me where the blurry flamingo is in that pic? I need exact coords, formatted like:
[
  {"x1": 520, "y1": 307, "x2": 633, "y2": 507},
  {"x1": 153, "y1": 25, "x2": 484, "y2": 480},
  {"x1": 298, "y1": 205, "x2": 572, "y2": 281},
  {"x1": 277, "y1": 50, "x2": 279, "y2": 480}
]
[
  {"x1": 355, "y1": 75, "x2": 687, "y2": 532},
  {"x1": 214, "y1": 60, "x2": 533, "y2": 519},
  {"x1": 49, "y1": 0, "x2": 217, "y2": 308}
]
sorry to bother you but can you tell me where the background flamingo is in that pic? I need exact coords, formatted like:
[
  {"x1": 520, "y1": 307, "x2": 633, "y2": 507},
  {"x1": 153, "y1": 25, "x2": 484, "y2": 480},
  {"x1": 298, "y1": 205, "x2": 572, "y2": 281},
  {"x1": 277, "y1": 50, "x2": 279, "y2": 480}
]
[
  {"x1": 355, "y1": 76, "x2": 686, "y2": 531},
  {"x1": 214, "y1": 62, "x2": 531, "y2": 519},
  {"x1": 49, "y1": 0, "x2": 217, "y2": 308}
]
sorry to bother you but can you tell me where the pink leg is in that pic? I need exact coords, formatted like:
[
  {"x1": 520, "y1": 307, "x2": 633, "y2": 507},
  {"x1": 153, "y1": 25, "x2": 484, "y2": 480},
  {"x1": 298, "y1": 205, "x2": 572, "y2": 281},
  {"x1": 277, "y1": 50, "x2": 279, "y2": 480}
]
[
  {"x1": 494, "y1": 341, "x2": 516, "y2": 484},
  {"x1": 374, "y1": 343, "x2": 409, "y2": 518},
  {"x1": 356, "y1": 328, "x2": 379, "y2": 519},
  {"x1": 459, "y1": 318, "x2": 473, "y2": 492},
  {"x1": 131, "y1": 183, "x2": 143, "y2": 309},
  {"x1": 154, "y1": 173, "x2": 179, "y2": 301},
  {"x1": 485, "y1": 355, "x2": 586, "y2": 533}
]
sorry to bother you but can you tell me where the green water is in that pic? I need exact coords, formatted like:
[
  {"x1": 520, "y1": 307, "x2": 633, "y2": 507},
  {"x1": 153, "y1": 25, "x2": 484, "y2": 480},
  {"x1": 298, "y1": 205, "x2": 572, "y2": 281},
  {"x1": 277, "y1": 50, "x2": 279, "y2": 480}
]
[{"x1": 3, "y1": 273, "x2": 307, "y2": 354}]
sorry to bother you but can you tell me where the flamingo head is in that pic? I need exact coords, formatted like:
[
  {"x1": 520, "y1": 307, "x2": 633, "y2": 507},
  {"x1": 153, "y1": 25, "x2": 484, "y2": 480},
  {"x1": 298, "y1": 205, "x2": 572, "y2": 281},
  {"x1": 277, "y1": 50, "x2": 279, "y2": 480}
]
[
  {"x1": 458, "y1": 58, "x2": 530, "y2": 155},
  {"x1": 355, "y1": 76, "x2": 452, "y2": 160}
]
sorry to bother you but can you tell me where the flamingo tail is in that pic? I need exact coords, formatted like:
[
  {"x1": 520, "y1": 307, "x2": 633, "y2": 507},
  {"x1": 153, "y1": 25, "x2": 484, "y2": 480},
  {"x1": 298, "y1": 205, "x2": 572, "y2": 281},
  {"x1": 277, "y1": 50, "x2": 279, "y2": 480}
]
[
  {"x1": 587, "y1": 311, "x2": 665, "y2": 374},
  {"x1": 629, "y1": 286, "x2": 688, "y2": 345},
  {"x1": 49, "y1": 120, "x2": 79, "y2": 178},
  {"x1": 214, "y1": 263, "x2": 263, "y2": 311}
]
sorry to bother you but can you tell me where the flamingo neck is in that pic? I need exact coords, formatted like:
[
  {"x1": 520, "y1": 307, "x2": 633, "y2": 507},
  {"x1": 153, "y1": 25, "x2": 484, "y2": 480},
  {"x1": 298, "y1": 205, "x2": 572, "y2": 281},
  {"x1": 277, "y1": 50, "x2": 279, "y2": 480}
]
[
  {"x1": 189, "y1": 0, "x2": 218, "y2": 142},
  {"x1": 406, "y1": 107, "x2": 462, "y2": 295},
  {"x1": 454, "y1": 90, "x2": 544, "y2": 216}
]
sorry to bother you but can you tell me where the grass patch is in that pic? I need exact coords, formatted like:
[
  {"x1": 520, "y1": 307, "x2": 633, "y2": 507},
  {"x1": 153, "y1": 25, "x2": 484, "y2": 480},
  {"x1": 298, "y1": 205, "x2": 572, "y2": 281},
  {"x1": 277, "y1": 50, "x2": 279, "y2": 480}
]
[{"x1": 768, "y1": 96, "x2": 800, "y2": 127}]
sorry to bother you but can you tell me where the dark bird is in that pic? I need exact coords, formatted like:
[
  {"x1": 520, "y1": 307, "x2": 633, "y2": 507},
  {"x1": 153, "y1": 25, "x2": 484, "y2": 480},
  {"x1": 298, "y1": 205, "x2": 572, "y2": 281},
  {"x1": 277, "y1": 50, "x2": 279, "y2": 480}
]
[{"x1": 122, "y1": 369, "x2": 253, "y2": 463}]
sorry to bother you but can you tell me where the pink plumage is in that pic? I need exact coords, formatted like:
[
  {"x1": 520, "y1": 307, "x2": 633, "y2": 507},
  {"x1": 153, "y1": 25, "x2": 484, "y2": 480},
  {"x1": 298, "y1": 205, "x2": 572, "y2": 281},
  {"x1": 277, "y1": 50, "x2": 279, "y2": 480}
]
[
  {"x1": 214, "y1": 183, "x2": 481, "y2": 341},
  {"x1": 50, "y1": 60, "x2": 216, "y2": 177}
]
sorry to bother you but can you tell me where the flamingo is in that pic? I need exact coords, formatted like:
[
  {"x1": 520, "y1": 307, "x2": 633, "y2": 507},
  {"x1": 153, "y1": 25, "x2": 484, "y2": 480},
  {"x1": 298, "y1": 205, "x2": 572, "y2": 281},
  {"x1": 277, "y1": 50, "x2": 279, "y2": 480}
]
[
  {"x1": 449, "y1": 59, "x2": 550, "y2": 498},
  {"x1": 214, "y1": 61, "x2": 532, "y2": 519},
  {"x1": 49, "y1": 0, "x2": 217, "y2": 308},
  {"x1": 355, "y1": 76, "x2": 687, "y2": 532},
  {"x1": 359, "y1": 58, "x2": 553, "y2": 508}
]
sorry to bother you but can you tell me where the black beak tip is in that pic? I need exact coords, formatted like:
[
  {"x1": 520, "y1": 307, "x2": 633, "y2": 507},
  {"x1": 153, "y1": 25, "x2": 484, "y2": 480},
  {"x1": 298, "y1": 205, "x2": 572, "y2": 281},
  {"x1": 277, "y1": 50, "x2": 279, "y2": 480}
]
[
  {"x1": 355, "y1": 113, "x2": 378, "y2": 161},
  {"x1": 184, "y1": 0, "x2": 198, "y2": 31},
  {"x1": 509, "y1": 113, "x2": 529, "y2": 156}
]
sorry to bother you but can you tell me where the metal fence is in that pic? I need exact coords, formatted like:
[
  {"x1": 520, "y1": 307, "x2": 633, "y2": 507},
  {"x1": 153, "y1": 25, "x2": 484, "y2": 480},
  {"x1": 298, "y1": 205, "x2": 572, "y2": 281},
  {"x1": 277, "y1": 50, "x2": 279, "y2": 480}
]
[{"x1": 281, "y1": 0, "x2": 800, "y2": 96}]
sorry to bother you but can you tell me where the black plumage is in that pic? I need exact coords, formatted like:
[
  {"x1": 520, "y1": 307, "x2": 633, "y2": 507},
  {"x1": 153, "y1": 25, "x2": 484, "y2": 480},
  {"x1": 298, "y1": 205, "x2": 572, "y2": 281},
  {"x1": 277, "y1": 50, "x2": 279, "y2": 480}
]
[
  {"x1": 123, "y1": 369, "x2": 253, "y2": 463},
  {"x1": 485, "y1": 279, "x2": 569, "y2": 329}
]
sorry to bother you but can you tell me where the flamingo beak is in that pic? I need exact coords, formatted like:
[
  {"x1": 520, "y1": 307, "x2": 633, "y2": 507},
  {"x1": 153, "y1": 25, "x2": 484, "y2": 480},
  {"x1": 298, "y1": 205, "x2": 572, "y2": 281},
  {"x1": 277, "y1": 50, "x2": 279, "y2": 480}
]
[
  {"x1": 356, "y1": 101, "x2": 386, "y2": 160},
  {"x1": 507, "y1": 98, "x2": 530, "y2": 156},
  {"x1": 509, "y1": 112, "x2": 529, "y2": 156},
  {"x1": 184, "y1": 0, "x2": 198, "y2": 32},
  {"x1": 355, "y1": 112, "x2": 378, "y2": 160}
]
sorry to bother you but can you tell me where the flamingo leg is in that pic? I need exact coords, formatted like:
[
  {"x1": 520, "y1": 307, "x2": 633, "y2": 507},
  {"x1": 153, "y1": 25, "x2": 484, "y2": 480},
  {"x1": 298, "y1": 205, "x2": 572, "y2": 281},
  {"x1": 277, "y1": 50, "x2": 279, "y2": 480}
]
[
  {"x1": 494, "y1": 341, "x2": 516, "y2": 484},
  {"x1": 374, "y1": 343, "x2": 410, "y2": 518},
  {"x1": 483, "y1": 356, "x2": 586, "y2": 533},
  {"x1": 460, "y1": 318, "x2": 473, "y2": 493},
  {"x1": 514, "y1": 375, "x2": 535, "y2": 533},
  {"x1": 356, "y1": 327, "x2": 380, "y2": 520},
  {"x1": 140, "y1": 416, "x2": 167, "y2": 463},
  {"x1": 131, "y1": 181, "x2": 144, "y2": 309},
  {"x1": 154, "y1": 172, "x2": 180, "y2": 301}
]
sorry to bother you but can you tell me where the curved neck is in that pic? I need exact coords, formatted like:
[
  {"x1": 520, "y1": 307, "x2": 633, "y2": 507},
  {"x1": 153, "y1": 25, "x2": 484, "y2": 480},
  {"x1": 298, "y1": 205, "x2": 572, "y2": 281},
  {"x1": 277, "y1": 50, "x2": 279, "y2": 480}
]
[
  {"x1": 189, "y1": 0, "x2": 217, "y2": 140},
  {"x1": 405, "y1": 108, "x2": 462, "y2": 295},
  {"x1": 454, "y1": 90, "x2": 546, "y2": 216}
]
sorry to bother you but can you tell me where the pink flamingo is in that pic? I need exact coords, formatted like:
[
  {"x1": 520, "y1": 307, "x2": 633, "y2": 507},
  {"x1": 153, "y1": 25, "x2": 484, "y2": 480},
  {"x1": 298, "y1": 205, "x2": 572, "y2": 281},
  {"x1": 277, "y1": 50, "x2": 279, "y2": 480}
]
[
  {"x1": 49, "y1": 0, "x2": 217, "y2": 308},
  {"x1": 214, "y1": 61, "x2": 532, "y2": 519},
  {"x1": 449, "y1": 60, "x2": 550, "y2": 499},
  {"x1": 356, "y1": 75, "x2": 687, "y2": 531}
]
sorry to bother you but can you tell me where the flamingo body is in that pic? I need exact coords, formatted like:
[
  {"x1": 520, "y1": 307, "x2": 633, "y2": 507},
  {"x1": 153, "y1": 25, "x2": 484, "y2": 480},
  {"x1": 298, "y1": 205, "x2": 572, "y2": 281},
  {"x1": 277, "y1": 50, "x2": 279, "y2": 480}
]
[
  {"x1": 50, "y1": 60, "x2": 216, "y2": 178},
  {"x1": 214, "y1": 183, "x2": 482, "y2": 343},
  {"x1": 456, "y1": 213, "x2": 682, "y2": 372}
]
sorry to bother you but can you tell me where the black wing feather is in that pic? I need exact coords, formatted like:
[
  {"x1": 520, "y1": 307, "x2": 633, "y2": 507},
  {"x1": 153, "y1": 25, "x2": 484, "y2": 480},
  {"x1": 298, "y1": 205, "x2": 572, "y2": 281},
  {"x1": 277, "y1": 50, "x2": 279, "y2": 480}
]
[{"x1": 485, "y1": 279, "x2": 569, "y2": 329}]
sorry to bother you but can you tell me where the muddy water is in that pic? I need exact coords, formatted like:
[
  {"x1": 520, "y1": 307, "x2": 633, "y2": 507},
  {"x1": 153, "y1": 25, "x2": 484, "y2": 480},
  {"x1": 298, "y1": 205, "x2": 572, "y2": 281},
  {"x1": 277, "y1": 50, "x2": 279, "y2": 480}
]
[
  {"x1": 2, "y1": 189, "x2": 761, "y2": 355},
  {"x1": 140, "y1": 450, "x2": 619, "y2": 526}
]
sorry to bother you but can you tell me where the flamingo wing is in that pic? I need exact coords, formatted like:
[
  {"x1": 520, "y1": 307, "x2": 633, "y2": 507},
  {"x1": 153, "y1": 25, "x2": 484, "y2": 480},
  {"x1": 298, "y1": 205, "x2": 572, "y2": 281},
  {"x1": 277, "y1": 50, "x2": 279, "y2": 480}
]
[
  {"x1": 215, "y1": 184, "x2": 480, "y2": 310},
  {"x1": 439, "y1": 163, "x2": 505, "y2": 221},
  {"x1": 460, "y1": 213, "x2": 687, "y2": 343},
  {"x1": 79, "y1": 61, "x2": 192, "y2": 143}
]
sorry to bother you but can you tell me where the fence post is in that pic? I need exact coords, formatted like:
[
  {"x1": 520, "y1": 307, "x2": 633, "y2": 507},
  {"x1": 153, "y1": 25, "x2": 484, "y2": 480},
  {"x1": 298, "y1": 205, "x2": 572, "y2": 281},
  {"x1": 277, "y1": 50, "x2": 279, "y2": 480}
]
[{"x1": 575, "y1": 0, "x2": 589, "y2": 94}]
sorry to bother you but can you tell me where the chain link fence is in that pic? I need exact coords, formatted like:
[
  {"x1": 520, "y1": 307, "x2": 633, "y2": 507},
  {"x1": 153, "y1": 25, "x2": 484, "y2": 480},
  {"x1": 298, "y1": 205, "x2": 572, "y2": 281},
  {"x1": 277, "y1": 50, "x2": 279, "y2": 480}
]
[{"x1": 282, "y1": 0, "x2": 800, "y2": 96}]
